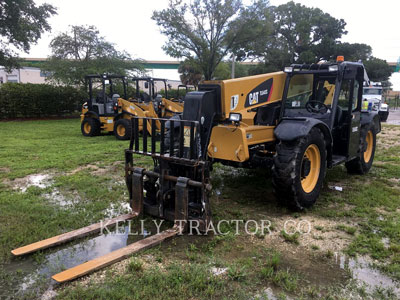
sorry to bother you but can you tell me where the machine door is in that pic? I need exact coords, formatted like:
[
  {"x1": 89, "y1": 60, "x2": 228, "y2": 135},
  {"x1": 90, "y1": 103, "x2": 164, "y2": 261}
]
[{"x1": 336, "y1": 77, "x2": 361, "y2": 159}]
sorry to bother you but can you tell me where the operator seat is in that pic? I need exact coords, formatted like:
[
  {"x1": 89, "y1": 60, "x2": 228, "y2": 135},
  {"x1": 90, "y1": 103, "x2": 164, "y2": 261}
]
[
  {"x1": 112, "y1": 94, "x2": 120, "y2": 101},
  {"x1": 140, "y1": 92, "x2": 151, "y2": 103}
]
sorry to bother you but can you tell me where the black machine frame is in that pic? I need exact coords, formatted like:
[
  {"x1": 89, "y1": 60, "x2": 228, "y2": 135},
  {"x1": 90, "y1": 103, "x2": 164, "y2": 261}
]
[
  {"x1": 276, "y1": 61, "x2": 380, "y2": 166},
  {"x1": 131, "y1": 77, "x2": 169, "y2": 101},
  {"x1": 85, "y1": 74, "x2": 127, "y2": 117}
]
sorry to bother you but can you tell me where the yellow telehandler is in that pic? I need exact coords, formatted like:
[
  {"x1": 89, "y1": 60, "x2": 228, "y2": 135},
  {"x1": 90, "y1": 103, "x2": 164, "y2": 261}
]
[{"x1": 13, "y1": 58, "x2": 380, "y2": 282}]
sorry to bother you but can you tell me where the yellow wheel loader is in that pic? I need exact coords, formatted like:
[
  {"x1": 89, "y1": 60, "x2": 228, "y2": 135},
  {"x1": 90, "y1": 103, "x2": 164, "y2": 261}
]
[
  {"x1": 13, "y1": 58, "x2": 381, "y2": 283},
  {"x1": 168, "y1": 84, "x2": 196, "y2": 109},
  {"x1": 130, "y1": 77, "x2": 184, "y2": 119},
  {"x1": 81, "y1": 74, "x2": 153, "y2": 140}
]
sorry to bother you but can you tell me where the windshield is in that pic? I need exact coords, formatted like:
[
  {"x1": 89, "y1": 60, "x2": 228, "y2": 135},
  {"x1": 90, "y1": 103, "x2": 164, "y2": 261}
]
[
  {"x1": 363, "y1": 88, "x2": 382, "y2": 95},
  {"x1": 285, "y1": 74, "x2": 336, "y2": 110}
]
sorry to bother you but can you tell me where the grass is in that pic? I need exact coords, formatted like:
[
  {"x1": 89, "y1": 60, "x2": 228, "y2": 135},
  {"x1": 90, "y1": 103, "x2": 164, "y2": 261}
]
[
  {"x1": 1, "y1": 120, "x2": 399, "y2": 299},
  {"x1": 336, "y1": 224, "x2": 357, "y2": 235},
  {"x1": 280, "y1": 231, "x2": 300, "y2": 245},
  {"x1": 127, "y1": 258, "x2": 144, "y2": 272},
  {"x1": 0, "y1": 119, "x2": 153, "y2": 262}
]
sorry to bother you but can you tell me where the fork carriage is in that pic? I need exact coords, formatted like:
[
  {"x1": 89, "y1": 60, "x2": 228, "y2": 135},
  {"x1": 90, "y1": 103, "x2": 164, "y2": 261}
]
[{"x1": 125, "y1": 116, "x2": 212, "y2": 231}]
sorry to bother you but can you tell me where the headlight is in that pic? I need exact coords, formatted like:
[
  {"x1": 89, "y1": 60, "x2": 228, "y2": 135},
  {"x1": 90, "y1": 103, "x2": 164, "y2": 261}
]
[
  {"x1": 229, "y1": 113, "x2": 242, "y2": 122},
  {"x1": 329, "y1": 65, "x2": 338, "y2": 72},
  {"x1": 284, "y1": 67, "x2": 293, "y2": 73}
]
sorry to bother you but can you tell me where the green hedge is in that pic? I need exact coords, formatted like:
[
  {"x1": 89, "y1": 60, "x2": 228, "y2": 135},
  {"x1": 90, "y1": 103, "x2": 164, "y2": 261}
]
[{"x1": 0, "y1": 83, "x2": 87, "y2": 119}]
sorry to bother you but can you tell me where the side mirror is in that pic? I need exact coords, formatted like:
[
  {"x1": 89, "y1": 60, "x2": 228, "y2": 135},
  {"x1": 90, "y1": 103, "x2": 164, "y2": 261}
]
[{"x1": 144, "y1": 82, "x2": 149, "y2": 89}]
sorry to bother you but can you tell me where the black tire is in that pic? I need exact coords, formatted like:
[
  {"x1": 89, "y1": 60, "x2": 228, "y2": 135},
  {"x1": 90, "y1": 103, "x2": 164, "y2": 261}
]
[
  {"x1": 81, "y1": 117, "x2": 100, "y2": 137},
  {"x1": 379, "y1": 111, "x2": 389, "y2": 122},
  {"x1": 272, "y1": 127, "x2": 327, "y2": 210},
  {"x1": 345, "y1": 124, "x2": 376, "y2": 174},
  {"x1": 114, "y1": 119, "x2": 132, "y2": 140}
]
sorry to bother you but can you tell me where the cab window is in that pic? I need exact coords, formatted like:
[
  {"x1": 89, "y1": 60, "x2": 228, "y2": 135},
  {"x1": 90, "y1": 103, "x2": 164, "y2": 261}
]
[
  {"x1": 352, "y1": 80, "x2": 360, "y2": 111},
  {"x1": 338, "y1": 79, "x2": 359, "y2": 111},
  {"x1": 285, "y1": 74, "x2": 335, "y2": 109},
  {"x1": 337, "y1": 79, "x2": 351, "y2": 110}
]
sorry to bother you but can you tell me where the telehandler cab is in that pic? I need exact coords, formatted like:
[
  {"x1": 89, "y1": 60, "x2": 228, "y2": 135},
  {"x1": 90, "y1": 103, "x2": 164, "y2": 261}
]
[
  {"x1": 81, "y1": 74, "x2": 149, "y2": 140},
  {"x1": 13, "y1": 58, "x2": 380, "y2": 283}
]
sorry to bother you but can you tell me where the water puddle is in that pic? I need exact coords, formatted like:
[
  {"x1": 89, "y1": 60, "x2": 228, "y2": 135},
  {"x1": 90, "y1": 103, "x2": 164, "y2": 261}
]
[
  {"x1": 10, "y1": 173, "x2": 53, "y2": 192},
  {"x1": 43, "y1": 188, "x2": 81, "y2": 207},
  {"x1": 104, "y1": 202, "x2": 132, "y2": 218},
  {"x1": 258, "y1": 287, "x2": 293, "y2": 300},
  {"x1": 335, "y1": 254, "x2": 400, "y2": 295},
  {"x1": 1, "y1": 219, "x2": 171, "y2": 299}
]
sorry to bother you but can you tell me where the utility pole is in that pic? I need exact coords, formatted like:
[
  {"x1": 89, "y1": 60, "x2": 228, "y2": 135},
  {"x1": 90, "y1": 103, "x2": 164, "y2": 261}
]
[{"x1": 231, "y1": 54, "x2": 235, "y2": 79}]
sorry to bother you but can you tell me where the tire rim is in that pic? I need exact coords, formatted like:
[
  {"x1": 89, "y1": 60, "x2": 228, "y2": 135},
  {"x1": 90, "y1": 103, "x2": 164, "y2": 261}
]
[
  {"x1": 364, "y1": 130, "x2": 373, "y2": 163},
  {"x1": 117, "y1": 124, "x2": 125, "y2": 137},
  {"x1": 83, "y1": 122, "x2": 91, "y2": 134},
  {"x1": 301, "y1": 144, "x2": 321, "y2": 193}
]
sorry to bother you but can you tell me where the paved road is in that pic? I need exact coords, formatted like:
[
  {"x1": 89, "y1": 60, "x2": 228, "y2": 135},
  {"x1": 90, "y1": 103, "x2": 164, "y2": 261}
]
[{"x1": 386, "y1": 109, "x2": 400, "y2": 125}]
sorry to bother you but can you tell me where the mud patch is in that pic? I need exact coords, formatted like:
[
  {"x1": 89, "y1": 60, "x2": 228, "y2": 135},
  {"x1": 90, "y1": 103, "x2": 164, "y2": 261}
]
[
  {"x1": 68, "y1": 161, "x2": 123, "y2": 177},
  {"x1": 264, "y1": 216, "x2": 351, "y2": 253},
  {"x1": 0, "y1": 167, "x2": 11, "y2": 173},
  {"x1": 91, "y1": 161, "x2": 124, "y2": 177},
  {"x1": 68, "y1": 164, "x2": 99, "y2": 175}
]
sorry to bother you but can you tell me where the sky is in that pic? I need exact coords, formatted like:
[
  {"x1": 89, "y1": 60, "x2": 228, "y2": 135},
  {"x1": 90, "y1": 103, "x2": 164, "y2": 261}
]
[{"x1": 26, "y1": 0, "x2": 400, "y2": 88}]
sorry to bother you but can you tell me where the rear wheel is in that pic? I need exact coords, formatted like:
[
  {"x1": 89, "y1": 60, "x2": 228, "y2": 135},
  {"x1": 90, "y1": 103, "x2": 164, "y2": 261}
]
[
  {"x1": 114, "y1": 119, "x2": 132, "y2": 140},
  {"x1": 379, "y1": 111, "x2": 389, "y2": 122},
  {"x1": 81, "y1": 118, "x2": 100, "y2": 137},
  {"x1": 345, "y1": 124, "x2": 376, "y2": 174},
  {"x1": 272, "y1": 127, "x2": 327, "y2": 210}
]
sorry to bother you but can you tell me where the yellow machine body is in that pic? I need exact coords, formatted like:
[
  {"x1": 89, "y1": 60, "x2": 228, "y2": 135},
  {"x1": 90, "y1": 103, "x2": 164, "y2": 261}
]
[
  {"x1": 162, "y1": 98, "x2": 184, "y2": 117},
  {"x1": 80, "y1": 98, "x2": 150, "y2": 133},
  {"x1": 205, "y1": 72, "x2": 287, "y2": 162}
]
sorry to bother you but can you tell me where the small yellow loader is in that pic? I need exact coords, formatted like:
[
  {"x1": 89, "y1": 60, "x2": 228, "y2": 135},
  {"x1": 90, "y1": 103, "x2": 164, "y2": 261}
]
[
  {"x1": 130, "y1": 77, "x2": 184, "y2": 119},
  {"x1": 80, "y1": 74, "x2": 154, "y2": 140}
]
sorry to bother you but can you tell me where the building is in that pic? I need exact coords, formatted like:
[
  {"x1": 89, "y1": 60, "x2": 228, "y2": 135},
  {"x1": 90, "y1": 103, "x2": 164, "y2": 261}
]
[{"x1": 0, "y1": 67, "x2": 47, "y2": 84}]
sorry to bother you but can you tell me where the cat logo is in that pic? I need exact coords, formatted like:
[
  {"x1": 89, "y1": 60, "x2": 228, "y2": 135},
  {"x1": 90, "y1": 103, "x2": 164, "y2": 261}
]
[
  {"x1": 249, "y1": 92, "x2": 259, "y2": 105},
  {"x1": 245, "y1": 78, "x2": 273, "y2": 107}
]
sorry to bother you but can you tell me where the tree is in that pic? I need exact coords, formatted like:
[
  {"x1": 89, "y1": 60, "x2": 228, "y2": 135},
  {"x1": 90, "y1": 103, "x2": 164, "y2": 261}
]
[
  {"x1": 44, "y1": 25, "x2": 144, "y2": 85},
  {"x1": 0, "y1": 0, "x2": 56, "y2": 69},
  {"x1": 178, "y1": 59, "x2": 203, "y2": 87},
  {"x1": 253, "y1": 1, "x2": 347, "y2": 71},
  {"x1": 364, "y1": 57, "x2": 393, "y2": 83},
  {"x1": 152, "y1": 0, "x2": 271, "y2": 80},
  {"x1": 329, "y1": 42, "x2": 372, "y2": 62}
]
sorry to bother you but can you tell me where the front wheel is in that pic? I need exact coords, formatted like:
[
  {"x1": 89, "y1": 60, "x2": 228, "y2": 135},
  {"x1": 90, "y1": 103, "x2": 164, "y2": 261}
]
[
  {"x1": 81, "y1": 118, "x2": 100, "y2": 137},
  {"x1": 272, "y1": 127, "x2": 327, "y2": 210},
  {"x1": 345, "y1": 124, "x2": 376, "y2": 174},
  {"x1": 114, "y1": 119, "x2": 132, "y2": 140}
]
